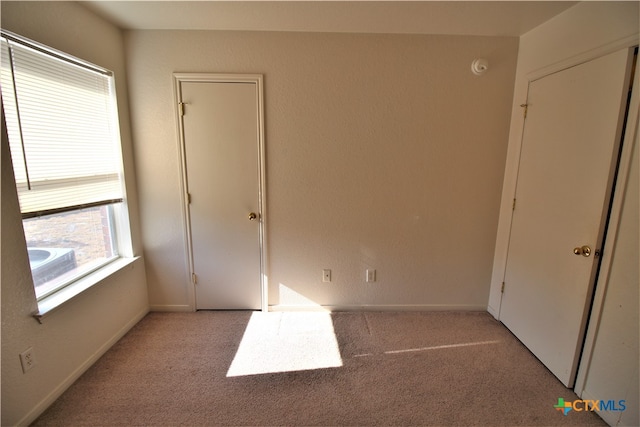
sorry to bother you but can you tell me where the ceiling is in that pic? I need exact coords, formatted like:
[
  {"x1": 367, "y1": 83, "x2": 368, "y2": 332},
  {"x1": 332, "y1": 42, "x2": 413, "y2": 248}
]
[{"x1": 81, "y1": 1, "x2": 578, "y2": 37}]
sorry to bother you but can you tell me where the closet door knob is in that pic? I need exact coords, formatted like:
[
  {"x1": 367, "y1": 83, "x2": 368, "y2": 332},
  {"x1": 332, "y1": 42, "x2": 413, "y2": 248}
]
[{"x1": 573, "y1": 245, "x2": 591, "y2": 257}]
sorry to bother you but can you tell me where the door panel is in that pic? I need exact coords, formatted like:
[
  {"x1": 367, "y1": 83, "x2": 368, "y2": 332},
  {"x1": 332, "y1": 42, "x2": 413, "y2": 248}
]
[
  {"x1": 181, "y1": 80, "x2": 262, "y2": 310},
  {"x1": 499, "y1": 49, "x2": 633, "y2": 387}
]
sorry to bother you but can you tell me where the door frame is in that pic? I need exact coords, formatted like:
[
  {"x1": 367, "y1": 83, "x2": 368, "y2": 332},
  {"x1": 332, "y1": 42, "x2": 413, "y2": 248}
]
[
  {"x1": 489, "y1": 42, "x2": 637, "y2": 386},
  {"x1": 496, "y1": 48, "x2": 634, "y2": 387},
  {"x1": 490, "y1": 38, "x2": 638, "y2": 320},
  {"x1": 172, "y1": 73, "x2": 268, "y2": 312}
]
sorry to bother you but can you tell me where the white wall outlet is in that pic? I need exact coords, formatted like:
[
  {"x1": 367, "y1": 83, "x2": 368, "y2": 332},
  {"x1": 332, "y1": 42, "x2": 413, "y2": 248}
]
[
  {"x1": 322, "y1": 269, "x2": 331, "y2": 282},
  {"x1": 20, "y1": 347, "x2": 36, "y2": 373},
  {"x1": 366, "y1": 269, "x2": 376, "y2": 282}
]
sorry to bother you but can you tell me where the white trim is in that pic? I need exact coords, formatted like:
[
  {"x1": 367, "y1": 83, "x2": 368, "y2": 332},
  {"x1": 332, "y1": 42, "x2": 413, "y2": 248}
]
[
  {"x1": 34, "y1": 256, "x2": 140, "y2": 320},
  {"x1": 488, "y1": 81, "x2": 532, "y2": 320},
  {"x1": 148, "y1": 304, "x2": 194, "y2": 312},
  {"x1": 527, "y1": 34, "x2": 639, "y2": 83},
  {"x1": 269, "y1": 304, "x2": 487, "y2": 312},
  {"x1": 487, "y1": 304, "x2": 499, "y2": 319},
  {"x1": 172, "y1": 73, "x2": 268, "y2": 312},
  {"x1": 172, "y1": 74, "x2": 197, "y2": 311},
  {"x1": 574, "y1": 52, "x2": 639, "y2": 396},
  {"x1": 256, "y1": 77, "x2": 269, "y2": 313},
  {"x1": 17, "y1": 307, "x2": 148, "y2": 427}
]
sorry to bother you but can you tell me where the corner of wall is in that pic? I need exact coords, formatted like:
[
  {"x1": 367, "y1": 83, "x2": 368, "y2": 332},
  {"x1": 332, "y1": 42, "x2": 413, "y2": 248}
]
[{"x1": 0, "y1": 2, "x2": 149, "y2": 425}]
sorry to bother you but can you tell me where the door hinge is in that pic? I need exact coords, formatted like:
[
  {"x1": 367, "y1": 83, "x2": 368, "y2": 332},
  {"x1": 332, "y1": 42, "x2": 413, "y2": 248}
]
[
  {"x1": 192, "y1": 273, "x2": 198, "y2": 284},
  {"x1": 179, "y1": 102, "x2": 186, "y2": 116},
  {"x1": 187, "y1": 192, "x2": 192, "y2": 204},
  {"x1": 520, "y1": 103, "x2": 528, "y2": 118},
  {"x1": 501, "y1": 282, "x2": 505, "y2": 293},
  {"x1": 512, "y1": 198, "x2": 516, "y2": 210}
]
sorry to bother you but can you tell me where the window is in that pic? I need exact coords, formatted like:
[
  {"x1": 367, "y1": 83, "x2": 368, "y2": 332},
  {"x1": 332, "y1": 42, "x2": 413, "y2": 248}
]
[{"x1": 1, "y1": 30, "x2": 128, "y2": 300}]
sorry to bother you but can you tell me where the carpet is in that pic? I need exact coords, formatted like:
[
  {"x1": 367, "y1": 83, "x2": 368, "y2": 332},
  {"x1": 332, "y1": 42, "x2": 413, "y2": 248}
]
[{"x1": 32, "y1": 311, "x2": 607, "y2": 426}]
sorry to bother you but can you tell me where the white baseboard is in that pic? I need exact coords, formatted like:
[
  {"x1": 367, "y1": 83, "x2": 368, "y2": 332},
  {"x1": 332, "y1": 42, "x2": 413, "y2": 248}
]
[
  {"x1": 149, "y1": 304, "x2": 194, "y2": 312},
  {"x1": 18, "y1": 307, "x2": 149, "y2": 427},
  {"x1": 269, "y1": 304, "x2": 487, "y2": 312},
  {"x1": 149, "y1": 304, "x2": 488, "y2": 313}
]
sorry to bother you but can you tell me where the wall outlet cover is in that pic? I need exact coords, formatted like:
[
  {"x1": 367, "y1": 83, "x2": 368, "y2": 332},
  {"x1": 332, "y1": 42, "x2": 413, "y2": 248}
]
[
  {"x1": 20, "y1": 347, "x2": 35, "y2": 373},
  {"x1": 366, "y1": 269, "x2": 376, "y2": 282}
]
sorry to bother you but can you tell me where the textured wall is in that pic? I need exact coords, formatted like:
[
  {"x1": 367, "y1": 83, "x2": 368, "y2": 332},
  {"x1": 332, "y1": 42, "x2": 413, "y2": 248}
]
[
  {"x1": 126, "y1": 30, "x2": 518, "y2": 310},
  {"x1": 0, "y1": 2, "x2": 149, "y2": 425}
]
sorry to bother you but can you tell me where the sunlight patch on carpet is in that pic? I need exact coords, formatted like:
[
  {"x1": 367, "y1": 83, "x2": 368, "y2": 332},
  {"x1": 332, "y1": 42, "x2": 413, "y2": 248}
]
[{"x1": 227, "y1": 311, "x2": 343, "y2": 377}]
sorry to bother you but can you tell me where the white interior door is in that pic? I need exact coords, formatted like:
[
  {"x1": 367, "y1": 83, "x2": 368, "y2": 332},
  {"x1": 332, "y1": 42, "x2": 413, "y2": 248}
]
[
  {"x1": 178, "y1": 76, "x2": 264, "y2": 310},
  {"x1": 499, "y1": 49, "x2": 633, "y2": 387}
]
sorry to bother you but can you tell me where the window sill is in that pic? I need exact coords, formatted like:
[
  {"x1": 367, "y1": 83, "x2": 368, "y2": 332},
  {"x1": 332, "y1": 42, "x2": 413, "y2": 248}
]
[{"x1": 33, "y1": 256, "x2": 140, "y2": 323}]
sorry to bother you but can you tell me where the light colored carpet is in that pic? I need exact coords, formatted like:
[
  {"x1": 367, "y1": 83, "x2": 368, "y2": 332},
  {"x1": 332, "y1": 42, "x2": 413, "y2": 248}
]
[{"x1": 32, "y1": 311, "x2": 607, "y2": 426}]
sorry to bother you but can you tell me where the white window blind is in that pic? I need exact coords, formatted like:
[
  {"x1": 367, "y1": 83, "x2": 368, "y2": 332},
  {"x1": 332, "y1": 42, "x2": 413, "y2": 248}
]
[{"x1": 0, "y1": 31, "x2": 124, "y2": 218}]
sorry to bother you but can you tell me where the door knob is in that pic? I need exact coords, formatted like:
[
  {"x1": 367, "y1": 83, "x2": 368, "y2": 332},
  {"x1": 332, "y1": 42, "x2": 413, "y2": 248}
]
[
  {"x1": 248, "y1": 212, "x2": 258, "y2": 221},
  {"x1": 573, "y1": 245, "x2": 591, "y2": 257}
]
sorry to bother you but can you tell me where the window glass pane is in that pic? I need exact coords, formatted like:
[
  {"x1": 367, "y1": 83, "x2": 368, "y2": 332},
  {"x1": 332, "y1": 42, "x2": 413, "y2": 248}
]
[
  {"x1": 24, "y1": 205, "x2": 119, "y2": 299},
  {"x1": 1, "y1": 30, "x2": 128, "y2": 299}
]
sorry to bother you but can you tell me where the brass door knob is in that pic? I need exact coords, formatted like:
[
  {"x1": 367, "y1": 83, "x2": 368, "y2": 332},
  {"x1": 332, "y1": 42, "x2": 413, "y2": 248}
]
[
  {"x1": 248, "y1": 212, "x2": 258, "y2": 221},
  {"x1": 573, "y1": 245, "x2": 591, "y2": 257}
]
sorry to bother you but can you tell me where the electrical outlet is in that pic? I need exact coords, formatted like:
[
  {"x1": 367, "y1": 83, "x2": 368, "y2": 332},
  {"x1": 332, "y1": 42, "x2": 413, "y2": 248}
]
[
  {"x1": 366, "y1": 269, "x2": 376, "y2": 282},
  {"x1": 20, "y1": 347, "x2": 35, "y2": 373},
  {"x1": 322, "y1": 269, "x2": 331, "y2": 282}
]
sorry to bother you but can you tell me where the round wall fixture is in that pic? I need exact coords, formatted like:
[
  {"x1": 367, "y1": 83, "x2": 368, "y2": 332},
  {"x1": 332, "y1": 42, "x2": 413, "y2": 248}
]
[{"x1": 471, "y1": 58, "x2": 489, "y2": 75}]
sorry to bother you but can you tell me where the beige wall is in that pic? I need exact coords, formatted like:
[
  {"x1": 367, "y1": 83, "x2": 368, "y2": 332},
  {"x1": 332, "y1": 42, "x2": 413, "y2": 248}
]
[
  {"x1": 1, "y1": 1, "x2": 636, "y2": 425},
  {"x1": 125, "y1": 30, "x2": 518, "y2": 310},
  {"x1": 0, "y1": 2, "x2": 149, "y2": 425}
]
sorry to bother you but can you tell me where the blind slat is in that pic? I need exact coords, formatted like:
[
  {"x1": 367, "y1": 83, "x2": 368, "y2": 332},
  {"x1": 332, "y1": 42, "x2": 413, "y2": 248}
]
[{"x1": 0, "y1": 33, "x2": 124, "y2": 216}]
